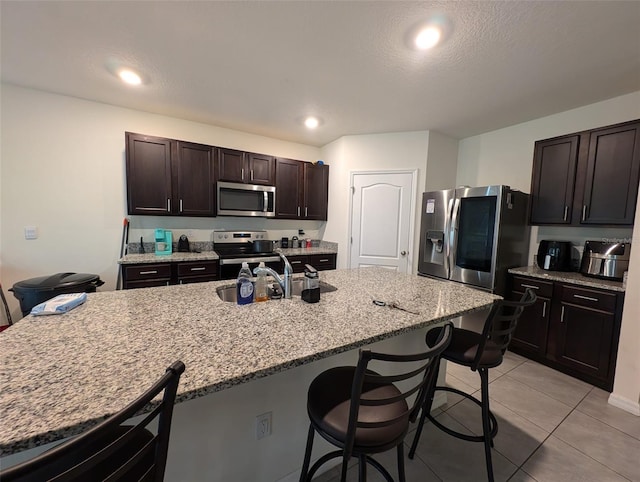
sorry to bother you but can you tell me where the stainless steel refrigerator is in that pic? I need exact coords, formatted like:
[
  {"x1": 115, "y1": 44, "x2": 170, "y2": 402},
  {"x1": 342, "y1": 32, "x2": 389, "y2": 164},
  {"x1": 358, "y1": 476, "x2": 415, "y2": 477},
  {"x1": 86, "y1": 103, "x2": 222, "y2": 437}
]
[{"x1": 418, "y1": 185, "x2": 530, "y2": 295}]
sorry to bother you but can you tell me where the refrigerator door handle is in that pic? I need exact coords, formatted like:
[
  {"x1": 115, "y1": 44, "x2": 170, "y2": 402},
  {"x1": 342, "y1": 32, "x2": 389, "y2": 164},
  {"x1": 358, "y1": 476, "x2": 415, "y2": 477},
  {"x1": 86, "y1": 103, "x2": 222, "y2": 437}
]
[{"x1": 449, "y1": 197, "x2": 461, "y2": 270}]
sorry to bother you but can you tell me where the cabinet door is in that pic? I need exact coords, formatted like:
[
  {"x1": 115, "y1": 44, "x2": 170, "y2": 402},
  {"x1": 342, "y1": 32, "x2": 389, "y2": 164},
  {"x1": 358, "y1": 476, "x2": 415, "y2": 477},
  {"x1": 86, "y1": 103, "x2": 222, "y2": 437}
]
[
  {"x1": 303, "y1": 164, "x2": 329, "y2": 220},
  {"x1": 555, "y1": 302, "x2": 614, "y2": 382},
  {"x1": 248, "y1": 153, "x2": 275, "y2": 185},
  {"x1": 581, "y1": 122, "x2": 640, "y2": 225},
  {"x1": 175, "y1": 142, "x2": 215, "y2": 216},
  {"x1": 126, "y1": 133, "x2": 173, "y2": 215},
  {"x1": 509, "y1": 293, "x2": 550, "y2": 357},
  {"x1": 275, "y1": 158, "x2": 303, "y2": 218},
  {"x1": 529, "y1": 135, "x2": 579, "y2": 224},
  {"x1": 217, "y1": 148, "x2": 247, "y2": 183}
]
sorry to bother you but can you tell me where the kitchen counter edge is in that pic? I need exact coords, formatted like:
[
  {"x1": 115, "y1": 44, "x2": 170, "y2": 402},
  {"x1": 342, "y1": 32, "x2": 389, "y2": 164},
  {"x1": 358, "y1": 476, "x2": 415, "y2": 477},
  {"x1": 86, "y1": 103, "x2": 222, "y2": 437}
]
[{"x1": 509, "y1": 266, "x2": 625, "y2": 292}]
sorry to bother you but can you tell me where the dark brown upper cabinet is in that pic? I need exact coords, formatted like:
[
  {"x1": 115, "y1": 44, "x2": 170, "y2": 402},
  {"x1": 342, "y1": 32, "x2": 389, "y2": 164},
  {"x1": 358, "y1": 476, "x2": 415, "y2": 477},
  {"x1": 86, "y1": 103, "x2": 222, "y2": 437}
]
[
  {"x1": 216, "y1": 148, "x2": 275, "y2": 185},
  {"x1": 275, "y1": 158, "x2": 329, "y2": 220},
  {"x1": 529, "y1": 119, "x2": 640, "y2": 226},
  {"x1": 126, "y1": 132, "x2": 215, "y2": 216}
]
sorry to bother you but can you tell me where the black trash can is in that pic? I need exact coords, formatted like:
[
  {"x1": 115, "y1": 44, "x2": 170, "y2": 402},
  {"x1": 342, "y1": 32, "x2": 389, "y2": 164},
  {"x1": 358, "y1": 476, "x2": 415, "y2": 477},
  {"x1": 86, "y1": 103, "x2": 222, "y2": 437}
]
[{"x1": 10, "y1": 272, "x2": 104, "y2": 317}]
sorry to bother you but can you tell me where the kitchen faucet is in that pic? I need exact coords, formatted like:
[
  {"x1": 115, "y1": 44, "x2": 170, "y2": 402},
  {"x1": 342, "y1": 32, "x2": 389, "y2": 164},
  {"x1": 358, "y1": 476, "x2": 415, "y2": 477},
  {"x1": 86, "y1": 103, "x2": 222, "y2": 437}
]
[{"x1": 253, "y1": 252, "x2": 293, "y2": 299}]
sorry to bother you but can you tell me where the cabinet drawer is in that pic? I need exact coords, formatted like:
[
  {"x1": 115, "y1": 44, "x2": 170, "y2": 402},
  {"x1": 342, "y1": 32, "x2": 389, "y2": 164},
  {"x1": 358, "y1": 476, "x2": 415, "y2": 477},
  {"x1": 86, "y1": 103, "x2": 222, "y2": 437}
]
[
  {"x1": 177, "y1": 261, "x2": 218, "y2": 277},
  {"x1": 561, "y1": 285, "x2": 617, "y2": 312},
  {"x1": 512, "y1": 276, "x2": 553, "y2": 298},
  {"x1": 308, "y1": 254, "x2": 336, "y2": 271},
  {"x1": 125, "y1": 263, "x2": 172, "y2": 281},
  {"x1": 288, "y1": 257, "x2": 307, "y2": 273}
]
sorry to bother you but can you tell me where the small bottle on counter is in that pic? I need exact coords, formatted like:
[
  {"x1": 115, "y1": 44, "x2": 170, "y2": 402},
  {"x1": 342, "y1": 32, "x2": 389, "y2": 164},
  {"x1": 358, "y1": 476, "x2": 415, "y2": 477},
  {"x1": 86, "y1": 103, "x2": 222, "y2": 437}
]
[
  {"x1": 254, "y1": 262, "x2": 269, "y2": 302},
  {"x1": 236, "y1": 262, "x2": 254, "y2": 305}
]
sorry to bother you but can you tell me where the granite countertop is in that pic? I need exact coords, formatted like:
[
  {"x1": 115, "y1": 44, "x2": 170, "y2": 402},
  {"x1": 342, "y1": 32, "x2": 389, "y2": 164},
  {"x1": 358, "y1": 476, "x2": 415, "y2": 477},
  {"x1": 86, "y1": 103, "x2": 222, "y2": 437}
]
[
  {"x1": 118, "y1": 247, "x2": 337, "y2": 265},
  {"x1": 509, "y1": 266, "x2": 626, "y2": 293},
  {"x1": 0, "y1": 267, "x2": 498, "y2": 456}
]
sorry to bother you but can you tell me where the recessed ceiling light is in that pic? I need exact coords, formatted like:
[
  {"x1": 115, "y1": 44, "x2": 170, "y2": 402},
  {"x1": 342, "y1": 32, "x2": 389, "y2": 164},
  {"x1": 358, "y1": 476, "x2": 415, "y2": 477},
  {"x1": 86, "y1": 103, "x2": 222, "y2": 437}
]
[
  {"x1": 118, "y1": 69, "x2": 142, "y2": 86},
  {"x1": 304, "y1": 117, "x2": 320, "y2": 129},
  {"x1": 415, "y1": 26, "x2": 441, "y2": 50}
]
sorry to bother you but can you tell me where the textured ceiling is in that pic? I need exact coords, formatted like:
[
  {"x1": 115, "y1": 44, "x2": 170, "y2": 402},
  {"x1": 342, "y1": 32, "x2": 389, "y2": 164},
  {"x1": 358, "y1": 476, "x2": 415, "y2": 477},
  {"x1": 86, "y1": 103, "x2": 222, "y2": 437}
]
[{"x1": 1, "y1": 1, "x2": 639, "y2": 146}]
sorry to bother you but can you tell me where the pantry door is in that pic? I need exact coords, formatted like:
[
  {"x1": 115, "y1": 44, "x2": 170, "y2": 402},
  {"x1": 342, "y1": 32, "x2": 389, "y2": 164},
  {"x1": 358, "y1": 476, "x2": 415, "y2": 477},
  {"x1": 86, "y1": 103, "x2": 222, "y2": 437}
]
[{"x1": 349, "y1": 171, "x2": 417, "y2": 272}]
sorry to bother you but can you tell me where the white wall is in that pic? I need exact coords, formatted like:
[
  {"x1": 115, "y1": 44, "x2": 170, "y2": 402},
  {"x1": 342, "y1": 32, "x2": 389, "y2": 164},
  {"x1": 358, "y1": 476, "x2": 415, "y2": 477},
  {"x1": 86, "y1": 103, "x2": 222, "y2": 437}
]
[
  {"x1": 320, "y1": 130, "x2": 458, "y2": 272},
  {"x1": 0, "y1": 84, "x2": 321, "y2": 321},
  {"x1": 456, "y1": 90, "x2": 640, "y2": 415}
]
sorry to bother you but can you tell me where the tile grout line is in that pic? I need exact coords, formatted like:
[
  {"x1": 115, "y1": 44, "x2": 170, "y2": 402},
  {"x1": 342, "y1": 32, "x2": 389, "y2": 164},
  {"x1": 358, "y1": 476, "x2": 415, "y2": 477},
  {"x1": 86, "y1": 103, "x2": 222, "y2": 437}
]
[{"x1": 514, "y1": 386, "x2": 634, "y2": 482}]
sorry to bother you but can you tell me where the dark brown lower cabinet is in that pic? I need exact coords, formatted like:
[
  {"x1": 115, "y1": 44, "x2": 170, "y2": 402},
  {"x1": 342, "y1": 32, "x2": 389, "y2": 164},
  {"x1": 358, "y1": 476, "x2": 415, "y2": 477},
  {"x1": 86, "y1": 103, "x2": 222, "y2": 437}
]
[
  {"x1": 510, "y1": 275, "x2": 624, "y2": 391},
  {"x1": 286, "y1": 254, "x2": 337, "y2": 274},
  {"x1": 123, "y1": 261, "x2": 219, "y2": 289}
]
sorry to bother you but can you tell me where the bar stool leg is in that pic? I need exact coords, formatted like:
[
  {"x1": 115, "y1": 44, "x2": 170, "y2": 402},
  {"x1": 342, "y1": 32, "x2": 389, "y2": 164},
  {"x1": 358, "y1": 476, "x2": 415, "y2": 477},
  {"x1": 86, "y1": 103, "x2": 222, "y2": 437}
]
[
  {"x1": 397, "y1": 442, "x2": 406, "y2": 482},
  {"x1": 300, "y1": 424, "x2": 315, "y2": 482},
  {"x1": 357, "y1": 454, "x2": 366, "y2": 482},
  {"x1": 479, "y1": 368, "x2": 495, "y2": 482},
  {"x1": 408, "y1": 359, "x2": 438, "y2": 459}
]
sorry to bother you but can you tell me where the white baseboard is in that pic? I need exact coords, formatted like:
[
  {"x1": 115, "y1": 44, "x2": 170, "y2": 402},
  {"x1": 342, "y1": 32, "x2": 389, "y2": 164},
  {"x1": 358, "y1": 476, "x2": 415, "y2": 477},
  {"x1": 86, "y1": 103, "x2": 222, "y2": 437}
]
[{"x1": 608, "y1": 392, "x2": 640, "y2": 416}]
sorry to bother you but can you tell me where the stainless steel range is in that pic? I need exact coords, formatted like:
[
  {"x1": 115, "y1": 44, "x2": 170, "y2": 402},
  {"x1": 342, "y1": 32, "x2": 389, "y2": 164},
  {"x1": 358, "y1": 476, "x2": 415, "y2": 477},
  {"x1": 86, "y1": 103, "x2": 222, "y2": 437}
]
[{"x1": 213, "y1": 230, "x2": 282, "y2": 280}]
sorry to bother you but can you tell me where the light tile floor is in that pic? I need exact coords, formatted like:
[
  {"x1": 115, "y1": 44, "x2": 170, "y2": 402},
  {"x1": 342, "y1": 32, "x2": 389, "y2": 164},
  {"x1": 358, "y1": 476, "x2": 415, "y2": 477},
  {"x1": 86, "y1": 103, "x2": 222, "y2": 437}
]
[{"x1": 313, "y1": 350, "x2": 640, "y2": 482}]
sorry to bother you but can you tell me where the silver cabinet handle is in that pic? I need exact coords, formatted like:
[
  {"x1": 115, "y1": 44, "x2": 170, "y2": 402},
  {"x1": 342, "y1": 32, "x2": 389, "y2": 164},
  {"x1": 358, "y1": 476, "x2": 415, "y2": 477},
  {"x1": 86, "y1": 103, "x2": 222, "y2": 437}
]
[
  {"x1": 139, "y1": 270, "x2": 158, "y2": 275},
  {"x1": 561, "y1": 306, "x2": 565, "y2": 322},
  {"x1": 180, "y1": 199, "x2": 183, "y2": 213},
  {"x1": 574, "y1": 294, "x2": 599, "y2": 302},
  {"x1": 190, "y1": 267, "x2": 206, "y2": 271},
  {"x1": 241, "y1": 168, "x2": 245, "y2": 181},
  {"x1": 542, "y1": 301, "x2": 546, "y2": 318},
  {"x1": 251, "y1": 170, "x2": 254, "y2": 181},
  {"x1": 319, "y1": 259, "x2": 329, "y2": 262},
  {"x1": 305, "y1": 207, "x2": 308, "y2": 217},
  {"x1": 297, "y1": 206, "x2": 301, "y2": 217},
  {"x1": 563, "y1": 205, "x2": 568, "y2": 221},
  {"x1": 167, "y1": 199, "x2": 171, "y2": 212},
  {"x1": 521, "y1": 284, "x2": 539, "y2": 290},
  {"x1": 291, "y1": 260, "x2": 302, "y2": 264},
  {"x1": 582, "y1": 205, "x2": 587, "y2": 221}
]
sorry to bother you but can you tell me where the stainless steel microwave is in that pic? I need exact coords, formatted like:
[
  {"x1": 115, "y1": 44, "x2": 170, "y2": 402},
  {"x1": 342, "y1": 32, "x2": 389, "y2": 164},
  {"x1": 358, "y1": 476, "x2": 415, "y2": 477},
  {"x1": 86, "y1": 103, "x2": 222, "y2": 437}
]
[{"x1": 217, "y1": 181, "x2": 276, "y2": 217}]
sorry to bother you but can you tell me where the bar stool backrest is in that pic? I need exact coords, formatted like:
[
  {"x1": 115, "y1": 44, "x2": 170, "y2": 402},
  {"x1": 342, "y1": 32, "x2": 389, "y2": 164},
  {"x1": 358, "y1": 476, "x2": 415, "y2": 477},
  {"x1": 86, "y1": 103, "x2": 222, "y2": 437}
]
[{"x1": 472, "y1": 289, "x2": 537, "y2": 371}]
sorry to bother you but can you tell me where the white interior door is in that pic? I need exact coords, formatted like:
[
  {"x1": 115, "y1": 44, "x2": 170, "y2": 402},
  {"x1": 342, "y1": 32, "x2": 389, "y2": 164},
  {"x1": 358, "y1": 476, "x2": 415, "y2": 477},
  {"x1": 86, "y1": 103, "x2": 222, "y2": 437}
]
[{"x1": 349, "y1": 171, "x2": 416, "y2": 272}]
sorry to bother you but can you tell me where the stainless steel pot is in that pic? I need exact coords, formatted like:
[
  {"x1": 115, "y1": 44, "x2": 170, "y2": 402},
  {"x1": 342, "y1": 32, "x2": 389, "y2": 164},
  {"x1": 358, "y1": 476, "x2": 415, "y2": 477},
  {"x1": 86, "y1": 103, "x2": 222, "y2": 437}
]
[{"x1": 251, "y1": 240, "x2": 275, "y2": 254}]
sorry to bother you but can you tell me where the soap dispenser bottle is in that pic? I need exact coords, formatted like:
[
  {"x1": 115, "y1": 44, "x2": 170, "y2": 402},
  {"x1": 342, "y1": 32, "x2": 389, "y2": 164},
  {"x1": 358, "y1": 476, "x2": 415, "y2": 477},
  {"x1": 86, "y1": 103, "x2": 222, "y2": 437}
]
[
  {"x1": 254, "y1": 262, "x2": 269, "y2": 302},
  {"x1": 236, "y1": 262, "x2": 254, "y2": 305},
  {"x1": 302, "y1": 264, "x2": 320, "y2": 303}
]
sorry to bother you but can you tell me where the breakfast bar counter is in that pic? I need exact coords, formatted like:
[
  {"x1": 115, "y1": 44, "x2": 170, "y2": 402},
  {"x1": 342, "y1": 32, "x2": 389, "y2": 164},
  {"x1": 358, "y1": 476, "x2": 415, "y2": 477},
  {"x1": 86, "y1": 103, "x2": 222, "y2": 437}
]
[{"x1": 0, "y1": 267, "x2": 498, "y2": 477}]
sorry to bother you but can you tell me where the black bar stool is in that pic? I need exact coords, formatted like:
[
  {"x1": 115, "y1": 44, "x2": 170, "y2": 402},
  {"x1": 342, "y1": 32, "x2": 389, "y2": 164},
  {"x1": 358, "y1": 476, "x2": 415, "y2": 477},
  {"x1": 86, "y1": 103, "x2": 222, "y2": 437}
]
[
  {"x1": 1, "y1": 360, "x2": 185, "y2": 482},
  {"x1": 408, "y1": 290, "x2": 536, "y2": 481},
  {"x1": 299, "y1": 323, "x2": 453, "y2": 482}
]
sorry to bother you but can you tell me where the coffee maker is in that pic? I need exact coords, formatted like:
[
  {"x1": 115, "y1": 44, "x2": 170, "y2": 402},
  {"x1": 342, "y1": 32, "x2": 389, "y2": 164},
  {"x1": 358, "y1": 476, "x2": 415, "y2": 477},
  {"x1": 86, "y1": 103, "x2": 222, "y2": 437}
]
[{"x1": 155, "y1": 229, "x2": 172, "y2": 256}]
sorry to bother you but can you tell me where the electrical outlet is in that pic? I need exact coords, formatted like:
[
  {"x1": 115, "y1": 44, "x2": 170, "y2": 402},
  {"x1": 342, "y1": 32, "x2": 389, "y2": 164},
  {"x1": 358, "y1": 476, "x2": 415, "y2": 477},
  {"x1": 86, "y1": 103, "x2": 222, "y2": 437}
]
[
  {"x1": 256, "y1": 412, "x2": 272, "y2": 440},
  {"x1": 24, "y1": 226, "x2": 38, "y2": 240}
]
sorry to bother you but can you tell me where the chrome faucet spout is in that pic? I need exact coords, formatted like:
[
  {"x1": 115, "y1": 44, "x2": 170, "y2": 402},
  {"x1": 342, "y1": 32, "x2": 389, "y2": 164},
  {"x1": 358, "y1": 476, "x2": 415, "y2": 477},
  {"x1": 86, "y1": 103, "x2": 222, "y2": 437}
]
[
  {"x1": 253, "y1": 252, "x2": 293, "y2": 299},
  {"x1": 279, "y1": 252, "x2": 293, "y2": 299}
]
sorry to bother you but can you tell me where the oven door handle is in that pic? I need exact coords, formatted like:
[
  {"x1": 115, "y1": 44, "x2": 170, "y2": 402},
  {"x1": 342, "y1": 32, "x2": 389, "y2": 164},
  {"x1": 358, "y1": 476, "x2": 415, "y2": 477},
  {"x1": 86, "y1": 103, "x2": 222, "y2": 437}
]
[{"x1": 220, "y1": 256, "x2": 281, "y2": 265}]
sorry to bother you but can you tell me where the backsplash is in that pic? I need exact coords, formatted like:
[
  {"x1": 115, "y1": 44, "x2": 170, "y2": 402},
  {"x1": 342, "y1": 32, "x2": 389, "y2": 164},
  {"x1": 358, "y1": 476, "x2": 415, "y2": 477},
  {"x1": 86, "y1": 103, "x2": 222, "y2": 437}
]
[{"x1": 530, "y1": 225, "x2": 634, "y2": 267}]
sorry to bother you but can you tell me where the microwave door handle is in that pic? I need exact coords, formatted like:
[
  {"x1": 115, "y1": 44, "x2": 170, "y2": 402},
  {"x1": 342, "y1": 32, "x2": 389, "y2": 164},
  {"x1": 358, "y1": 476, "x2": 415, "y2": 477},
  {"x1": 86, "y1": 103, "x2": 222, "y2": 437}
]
[{"x1": 263, "y1": 191, "x2": 268, "y2": 212}]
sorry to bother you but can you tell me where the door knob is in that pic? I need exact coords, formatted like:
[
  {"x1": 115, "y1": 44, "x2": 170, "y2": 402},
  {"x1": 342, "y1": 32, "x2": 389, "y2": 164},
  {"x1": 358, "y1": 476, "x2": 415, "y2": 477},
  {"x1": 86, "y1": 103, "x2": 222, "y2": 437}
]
[{"x1": 400, "y1": 251, "x2": 407, "y2": 256}]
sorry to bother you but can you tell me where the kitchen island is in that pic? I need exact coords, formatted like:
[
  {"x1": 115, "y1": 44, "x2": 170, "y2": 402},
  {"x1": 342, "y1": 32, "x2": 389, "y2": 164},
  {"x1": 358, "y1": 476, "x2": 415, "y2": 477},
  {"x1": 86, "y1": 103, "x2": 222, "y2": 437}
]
[{"x1": 0, "y1": 267, "x2": 498, "y2": 480}]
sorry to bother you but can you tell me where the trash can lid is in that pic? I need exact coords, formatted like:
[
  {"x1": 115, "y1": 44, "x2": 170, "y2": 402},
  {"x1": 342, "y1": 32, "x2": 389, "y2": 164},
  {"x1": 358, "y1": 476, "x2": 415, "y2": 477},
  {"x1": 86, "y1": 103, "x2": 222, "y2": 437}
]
[{"x1": 12, "y1": 273, "x2": 100, "y2": 292}]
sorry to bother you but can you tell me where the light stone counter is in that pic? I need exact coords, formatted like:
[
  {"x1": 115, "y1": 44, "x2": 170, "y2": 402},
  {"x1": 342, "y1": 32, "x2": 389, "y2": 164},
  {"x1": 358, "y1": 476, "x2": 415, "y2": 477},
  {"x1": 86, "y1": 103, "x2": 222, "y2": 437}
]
[
  {"x1": 509, "y1": 266, "x2": 626, "y2": 292},
  {"x1": 0, "y1": 267, "x2": 498, "y2": 456}
]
